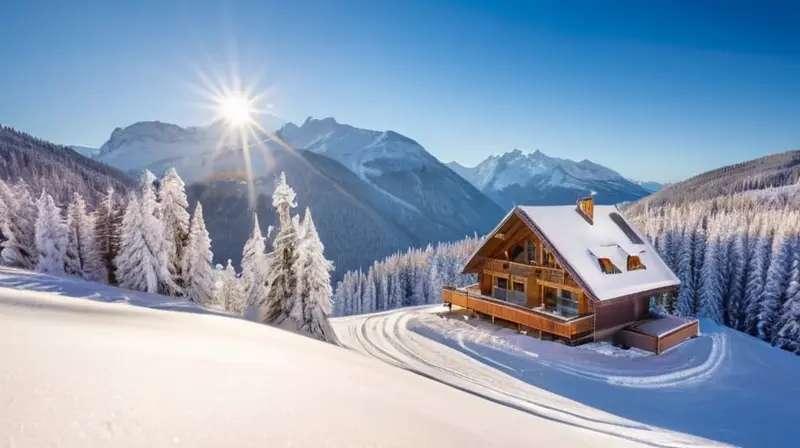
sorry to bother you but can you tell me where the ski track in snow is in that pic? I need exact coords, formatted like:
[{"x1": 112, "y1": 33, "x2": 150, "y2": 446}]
[{"x1": 332, "y1": 307, "x2": 725, "y2": 448}]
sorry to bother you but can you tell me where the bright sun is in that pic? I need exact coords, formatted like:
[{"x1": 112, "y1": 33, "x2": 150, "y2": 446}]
[{"x1": 218, "y1": 94, "x2": 254, "y2": 127}]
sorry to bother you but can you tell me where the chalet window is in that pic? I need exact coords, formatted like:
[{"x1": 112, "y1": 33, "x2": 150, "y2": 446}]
[
  {"x1": 510, "y1": 245, "x2": 525, "y2": 263},
  {"x1": 513, "y1": 281, "x2": 525, "y2": 293},
  {"x1": 495, "y1": 277, "x2": 508, "y2": 290},
  {"x1": 627, "y1": 255, "x2": 646, "y2": 271},
  {"x1": 526, "y1": 240, "x2": 538, "y2": 264},
  {"x1": 598, "y1": 258, "x2": 622, "y2": 274}
]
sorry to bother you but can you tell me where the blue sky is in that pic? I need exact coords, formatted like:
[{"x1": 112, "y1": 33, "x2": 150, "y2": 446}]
[{"x1": 1, "y1": 0, "x2": 798, "y2": 183}]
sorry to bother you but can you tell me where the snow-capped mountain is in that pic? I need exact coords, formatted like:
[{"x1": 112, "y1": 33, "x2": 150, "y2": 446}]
[
  {"x1": 95, "y1": 121, "x2": 237, "y2": 179},
  {"x1": 275, "y1": 117, "x2": 503, "y2": 235},
  {"x1": 446, "y1": 149, "x2": 652, "y2": 208}
]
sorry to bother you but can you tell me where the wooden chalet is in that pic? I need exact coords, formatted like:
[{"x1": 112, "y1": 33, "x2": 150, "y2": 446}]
[{"x1": 442, "y1": 197, "x2": 699, "y2": 354}]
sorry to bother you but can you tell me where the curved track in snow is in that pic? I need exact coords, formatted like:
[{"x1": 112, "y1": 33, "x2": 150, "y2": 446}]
[{"x1": 332, "y1": 307, "x2": 726, "y2": 448}]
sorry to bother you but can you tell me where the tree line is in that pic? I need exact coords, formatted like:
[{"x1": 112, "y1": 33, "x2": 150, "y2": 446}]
[
  {"x1": 0, "y1": 169, "x2": 336, "y2": 343},
  {"x1": 332, "y1": 235, "x2": 481, "y2": 316}
]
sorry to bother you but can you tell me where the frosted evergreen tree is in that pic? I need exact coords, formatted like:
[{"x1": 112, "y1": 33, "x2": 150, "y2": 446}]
[
  {"x1": 241, "y1": 214, "x2": 269, "y2": 312},
  {"x1": 1, "y1": 180, "x2": 38, "y2": 269},
  {"x1": 259, "y1": 172, "x2": 300, "y2": 324},
  {"x1": 64, "y1": 193, "x2": 100, "y2": 279},
  {"x1": 34, "y1": 191, "x2": 68, "y2": 275},
  {"x1": 376, "y1": 263, "x2": 389, "y2": 311},
  {"x1": 158, "y1": 168, "x2": 191, "y2": 291},
  {"x1": 726, "y1": 220, "x2": 749, "y2": 329},
  {"x1": 219, "y1": 259, "x2": 245, "y2": 314},
  {"x1": 698, "y1": 216, "x2": 725, "y2": 323},
  {"x1": 744, "y1": 221, "x2": 773, "y2": 335},
  {"x1": 690, "y1": 220, "x2": 707, "y2": 316},
  {"x1": 774, "y1": 244, "x2": 800, "y2": 353},
  {"x1": 758, "y1": 225, "x2": 795, "y2": 342},
  {"x1": 181, "y1": 202, "x2": 215, "y2": 306},
  {"x1": 92, "y1": 187, "x2": 122, "y2": 285},
  {"x1": 291, "y1": 208, "x2": 336, "y2": 342},
  {"x1": 675, "y1": 220, "x2": 696, "y2": 316},
  {"x1": 115, "y1": 172, "x2": 178, "y2": 294},
  {"x1": 427, "y1": 253, "x2": 443, "y2": 306},
  {"x1": 362, "y1": 267, "x2": 377, "y2": 313}
]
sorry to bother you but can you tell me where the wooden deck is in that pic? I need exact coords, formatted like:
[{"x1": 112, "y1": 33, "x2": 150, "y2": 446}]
[{"x1": 442, "y1": 285, "x2": 594, "y2": 342}]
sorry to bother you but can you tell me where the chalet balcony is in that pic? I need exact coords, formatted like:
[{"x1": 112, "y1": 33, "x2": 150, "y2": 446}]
[
  {"x1": 483, "y1": 258, "x2": 580, "y2": 289},
  {"x1": 442, "y1": 284, "x2": 595, "y2": 342}
]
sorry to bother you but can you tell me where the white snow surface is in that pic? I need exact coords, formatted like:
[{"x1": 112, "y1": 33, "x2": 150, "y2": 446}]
[
  {"x1": 332, "y1": 306, "x2": 800, "y2": 448},
  {"x1": 0, "y1": 268, "x2": 651, "y2": 447},
  {"x1": 518, "y1": 205, "x2": 679, "y2": 300}
]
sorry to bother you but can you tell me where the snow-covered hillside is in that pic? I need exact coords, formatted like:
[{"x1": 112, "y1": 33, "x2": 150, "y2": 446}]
[
  {"x1": 447, "y1": 149, "x2": 652, "y2": 208},
  {"x1": 2, "y1": 269, "x2": 648, "y2": 447},
  {"x1": 67, "y1": 145, "x2": 99, "y2": 158},
  {"x1": 333, "y1": 306, "x2": 800, "y2": 447}
]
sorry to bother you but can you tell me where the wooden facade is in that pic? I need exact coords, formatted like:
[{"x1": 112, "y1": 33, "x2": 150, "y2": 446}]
[{"x1": 443, "y1": 199, "x2": 698, "y2": 354}]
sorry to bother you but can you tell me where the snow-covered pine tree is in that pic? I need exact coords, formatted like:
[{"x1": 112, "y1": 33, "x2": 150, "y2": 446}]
[
  {"x1": 291, "y1": 208, "x2": 336, "y2": 342},
  {"x1": 726, "y1": 217, "x2": 749, "y2": 329},
  {"x1": 698, "y1": 214, "x2": 725, "y2": 323},
  {"x1": 64, "y1": 193, "x2": 101, "y2": 280},
  {"x1": 219, "y1": 259, "x2": 245, "y2": 314},
  {"x1": 115, "y1": 172, "x2": 178, "y2": 294},
  {"x1": 157, "y1": 168, "x2": 190, "y2": 294},
  {"x1": 1, "y1": 180, "x2": 38, "y2": 269},
  {"x1": 240, "y1": 214, "x2": 269, "y2": 313},
  {"x1": 92, "y1": 187, "x2": 123, "y2": 284},
  {"x1": 758, "y1": 220, "x2": 796, "y2": 342},
  {"x1": 362, "y1": 267, "x2": 377, "y2": 314},
  {"x1": 744, "y1": 218, "x2": 773, "y2": 335},
  {"x1": 34, "y1": 191, "x2": 68, "y2": 275},
  {"x1": 774, "y1": 243, "x2": 800, "y2": 353},
  {"x1": 259, "y1": 172, "x2": 300, "y2": 325},
  {"x1": 181, "y1": 202, "x2": 215, "y2": 306},
  {"x1": 675, "y1": 218, "x2": 696, "y2": 316}
]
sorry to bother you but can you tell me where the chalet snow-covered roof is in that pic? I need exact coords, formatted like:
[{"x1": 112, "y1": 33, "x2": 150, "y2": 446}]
[{"x1": 516, "y1": 205, "x2": 679, "y2": 301}]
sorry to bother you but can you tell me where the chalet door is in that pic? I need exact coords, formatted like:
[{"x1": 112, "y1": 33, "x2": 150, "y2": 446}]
[
  {"x1": 493, "y1": 277, "x2": 508, "y2": 301},
  {"x1": 509, "y1": 281, "x2": 526, "y2": 306}
]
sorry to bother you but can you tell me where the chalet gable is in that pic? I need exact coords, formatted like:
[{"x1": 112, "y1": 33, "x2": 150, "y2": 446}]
[{"x1": 463, "y1": 204, "x2": 679, "y2": 302}]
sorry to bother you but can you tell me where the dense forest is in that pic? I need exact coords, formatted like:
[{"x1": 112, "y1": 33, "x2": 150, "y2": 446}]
[
  {"x1": 0, "y1": 125, "x2": 133, "y2": 204},
  {"x1": 332, "y1": 235, "x2": 481, "y2": 317},
  {"x1": 626, "y1": 189, "x2": 800, "y2": 354}
]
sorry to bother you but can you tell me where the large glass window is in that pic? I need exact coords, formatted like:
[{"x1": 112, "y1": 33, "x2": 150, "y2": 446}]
[{"x1": 526, "y1": 240, "x2": 537, "y2": 264}]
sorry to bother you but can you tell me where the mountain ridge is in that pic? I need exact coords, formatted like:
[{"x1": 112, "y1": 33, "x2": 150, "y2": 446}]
[{"x1": 446, "y1": 149, "x2": 652, "y2": 208}]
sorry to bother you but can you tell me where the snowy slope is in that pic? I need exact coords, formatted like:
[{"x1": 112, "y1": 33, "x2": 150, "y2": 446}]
[
  {"x1": 67, "y1": 145, "x2": 99, "y2": 158},
  {"x1": 447, "y1": 150, "x2": 652, "y2": 208},
  {"x1": 1, "y1": 269, "x2": 643, "y2": 447},
  {"x1": 333, "y1": 306, "x2": 800, "y2": 447}
]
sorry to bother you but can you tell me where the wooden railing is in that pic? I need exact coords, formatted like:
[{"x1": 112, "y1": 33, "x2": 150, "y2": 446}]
[
  {"x1": 442, "y1": 286, "x2": 594, "y2": 341},
  {"x1": 483, "y1": 258, "x2": 579, "y2": 288}
]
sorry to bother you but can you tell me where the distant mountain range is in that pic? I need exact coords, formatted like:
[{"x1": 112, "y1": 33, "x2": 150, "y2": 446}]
[
  {"x1": 446, "y1": 149, "x2": 653, "y2": 209},
  {"x1": 624, "y1": 149, "x2": 800, "y2": 215}
]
